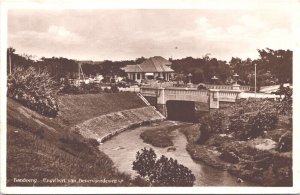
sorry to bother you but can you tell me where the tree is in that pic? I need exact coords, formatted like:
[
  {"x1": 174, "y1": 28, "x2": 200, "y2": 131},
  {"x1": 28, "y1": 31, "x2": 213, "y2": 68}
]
[
  {"x1": 257, "y1": 48, "x2": 292, "y2": 84},
  {"x1": 7, "y1": 66, "x2": 59, "y2": 117},
  {"x1": 132, "y1": 148, "x2": 195, "y2": 186}
]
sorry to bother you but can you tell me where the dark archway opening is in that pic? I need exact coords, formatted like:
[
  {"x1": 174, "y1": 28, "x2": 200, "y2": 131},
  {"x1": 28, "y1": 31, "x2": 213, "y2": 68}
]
[{"x1": 166, "y1": 100, "x2": 195, "y2": 122}]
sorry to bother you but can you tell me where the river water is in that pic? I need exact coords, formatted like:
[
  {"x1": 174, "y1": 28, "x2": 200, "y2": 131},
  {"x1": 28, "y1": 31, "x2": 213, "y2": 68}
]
[{"x1": 99, "y1": 120, "x2": 255, "y2": 186}]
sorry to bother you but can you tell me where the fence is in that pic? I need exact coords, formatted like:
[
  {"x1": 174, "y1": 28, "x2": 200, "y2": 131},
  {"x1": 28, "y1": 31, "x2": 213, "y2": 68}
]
[{"x1": 119, "y1": 87, "x2": 140, "y2": 92}]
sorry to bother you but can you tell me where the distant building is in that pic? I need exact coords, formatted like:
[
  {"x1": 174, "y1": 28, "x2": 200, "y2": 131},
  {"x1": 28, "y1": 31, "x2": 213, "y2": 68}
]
[{"x1": 123, "y1": 56, "x2": 174, "y2": 82}]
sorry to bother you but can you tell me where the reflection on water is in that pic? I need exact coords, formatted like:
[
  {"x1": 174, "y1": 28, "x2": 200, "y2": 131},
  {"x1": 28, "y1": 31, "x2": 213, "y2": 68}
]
[{"x1": 99, "y1": 121, "x2": 256, "y2": 186}]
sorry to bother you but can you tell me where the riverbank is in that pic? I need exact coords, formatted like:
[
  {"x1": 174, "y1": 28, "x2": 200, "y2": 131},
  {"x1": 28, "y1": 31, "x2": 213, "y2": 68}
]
[
  {"x1": 99, "y1": 120, "x2": 254, "y2": 186},
  {"x1": 181, "y1": 99, "x2": 293, "y2": 186}
]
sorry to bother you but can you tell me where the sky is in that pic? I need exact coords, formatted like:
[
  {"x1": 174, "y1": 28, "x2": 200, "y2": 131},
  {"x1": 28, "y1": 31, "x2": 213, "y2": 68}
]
[{"x1": 8, "y1": 8, "x2": 294, "y2": 61}]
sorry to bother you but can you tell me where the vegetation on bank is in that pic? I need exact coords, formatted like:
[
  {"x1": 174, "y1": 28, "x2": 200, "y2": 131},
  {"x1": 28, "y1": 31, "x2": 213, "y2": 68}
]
[
  {"x1": 6, "y1": 65, "x2": 148, "y2": 186},
  {"x1": 7, "y1": 66, "x2": 59, "y2": 117},
  {"x1": 140, "y1": 123, "x2": 192, "y2": 148},
  {"x1": 59, "y1": 80, "x2": 119, "y2": 95},
  {"x1": 58, "y1": 93, "x2": 146, "y2": 126},
  {"x1": 182, "y1": 96, "x2": 292, "y2": 186},
  {"x1": 132, "y1": 148, "x2": 195, "y2": 186},
  {"x1": 140, "y1": 128, "x2": 174, "y2": 148},
  {"x1": 7, "y1": 98, "x2": 134, "y2": 186}
]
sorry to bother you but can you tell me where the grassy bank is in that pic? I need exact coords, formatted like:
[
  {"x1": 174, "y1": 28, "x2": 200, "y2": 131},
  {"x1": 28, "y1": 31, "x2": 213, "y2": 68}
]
[
  {"x1": 58, "y1": 93, "x2": 146, "y2": 126},
  {"x1": 182, "y1": 99, "x2": 292, "y2": 186},
  {"x1": 140, "y1": 123, "x2": 193, "y2": 148},
  {"x1": 6, "y1": 97, "x2": 146, "y2": 186}
]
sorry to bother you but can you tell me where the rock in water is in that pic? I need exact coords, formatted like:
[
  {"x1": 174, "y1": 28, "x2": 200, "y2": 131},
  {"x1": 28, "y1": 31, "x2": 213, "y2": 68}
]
[{"x1": 167, "y1": 147, "x2": 176, "y2": 152}]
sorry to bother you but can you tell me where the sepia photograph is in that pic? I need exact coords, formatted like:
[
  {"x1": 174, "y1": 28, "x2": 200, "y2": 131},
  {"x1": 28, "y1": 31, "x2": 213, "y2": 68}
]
[{"x1": 0, "y1": 0, "x2": 299, "y2": 194}]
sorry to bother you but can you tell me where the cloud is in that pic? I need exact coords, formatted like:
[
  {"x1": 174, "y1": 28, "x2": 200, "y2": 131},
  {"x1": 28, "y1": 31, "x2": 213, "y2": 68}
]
[{"x1": 8, "y1": 9, "x2": 293, "y2": 61}]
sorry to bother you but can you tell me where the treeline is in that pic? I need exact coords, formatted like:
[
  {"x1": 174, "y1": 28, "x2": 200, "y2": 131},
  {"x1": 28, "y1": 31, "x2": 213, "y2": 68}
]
[
  {"x1": 7, "y1": 48, "x2": 292, "y2": 86},
  {"x1": 7, "y1": 48, "x2": 146, "y2": 81},
  {"x1": 171, "y1": 48, "x2": 292, "y2": 86}
]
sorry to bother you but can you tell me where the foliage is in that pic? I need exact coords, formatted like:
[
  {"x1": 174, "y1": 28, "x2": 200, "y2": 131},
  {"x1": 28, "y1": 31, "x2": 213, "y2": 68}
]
[
  {"x1": 246, "y1": 112, "x2": 278, "y2": 139},
  {"x1": 229, "y1": 112, "x2": 278, "y2": 140},
  {"x1": 140, "y1": 127, "x2": 176, "y2": 148},
  {"x1": 200, "y1": 111, "x2": 225, "y2": 132},
  {"x1": 132, "y1": 148, "x2": 195, "y2": 186},
  {"x1": 111, "y1": 85, "x2": 119, "y2": 93},
  {"x1": 197, "y1": 122, "x2": 211, "y2": 144},
  {"x1": 8, "y1": 48, "x2": 292, "y2": 86},
  {"x1": 7, "y1": 66, "x2": 59, "y2": 117},
  {"x1": 59, "y1": 82, "x2": 121, "y2": 95},
  {"x1": 228, "y1": 116, "x2": 248, "y2": 139},
  {"x1": 257, "y1": 48, "x2": 292, "y2": 84},
  {"x1": 132, "y1": 148, "x2": 157, "y2": 178}
]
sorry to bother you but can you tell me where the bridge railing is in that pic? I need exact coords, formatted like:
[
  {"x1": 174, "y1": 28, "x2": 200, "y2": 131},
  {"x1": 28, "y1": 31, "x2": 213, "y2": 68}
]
[
  {"x1": 140, "y1": 87, "x2": 158, "y2": 96},
  {"x1": 164, "y1": 88, "x2": 208, "y2": 96},
  {"x1": 239, "y1": 92, "x2": 281, "y2": 100},
  {"x1": 206, "y1": 84, "x2": 251, "y2": 91},
  {"x1": 218, "y1": 90, "x2": 241, "y2": 102}
]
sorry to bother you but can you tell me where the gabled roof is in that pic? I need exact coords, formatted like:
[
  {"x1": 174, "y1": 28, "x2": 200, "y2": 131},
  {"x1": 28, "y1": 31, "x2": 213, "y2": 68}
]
[{"x1": 123, "y1": 56, "x2": 174, "y2": 73}]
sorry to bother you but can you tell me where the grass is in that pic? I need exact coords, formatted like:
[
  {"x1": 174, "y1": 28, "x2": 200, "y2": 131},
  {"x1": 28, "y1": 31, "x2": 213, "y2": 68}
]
[
  {"x1": 140, "y1": 129, "x2": 173, "y2": 148},
  {"x1": 6, "y1": 98, "x2": 137, "y2": 186},
  {"x1": 140, "y1": 123, "x2": 192, "y2": 148},
  {"x1": 58, "y1": 93, "x2": 146, "y2": 126}
]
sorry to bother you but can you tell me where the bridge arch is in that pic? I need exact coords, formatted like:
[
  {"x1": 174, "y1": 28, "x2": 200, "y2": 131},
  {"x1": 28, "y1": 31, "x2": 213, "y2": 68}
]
[{"x1": 166, "y1": 100, "x2": 196, "y2": 122}]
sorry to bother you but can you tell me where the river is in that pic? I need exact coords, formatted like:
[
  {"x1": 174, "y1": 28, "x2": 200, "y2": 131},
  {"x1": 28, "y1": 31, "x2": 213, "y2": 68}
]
[{"x1": 99, "y1": 120, "x2": 255, "y2": 186}]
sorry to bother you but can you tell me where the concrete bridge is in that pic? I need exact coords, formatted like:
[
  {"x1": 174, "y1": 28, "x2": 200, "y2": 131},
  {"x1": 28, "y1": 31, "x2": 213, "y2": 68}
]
[{"x1": 140, "y1": 86, "x2": 242, "y2": 117}]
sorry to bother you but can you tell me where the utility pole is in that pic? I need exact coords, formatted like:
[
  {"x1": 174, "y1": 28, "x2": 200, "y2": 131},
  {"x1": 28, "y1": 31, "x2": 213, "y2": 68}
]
[
  {"x1": 9, "y1": 49, "x2": 12, "y2": 75},
  {"x1": 254, "y1": 63, "x2": 257, "y2": 98}
]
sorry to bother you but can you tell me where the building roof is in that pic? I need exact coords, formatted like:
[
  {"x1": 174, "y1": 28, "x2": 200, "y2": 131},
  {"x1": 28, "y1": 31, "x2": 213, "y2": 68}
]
[{"x1": 123, "y1": 56, "x2": 174, "y2": 73}]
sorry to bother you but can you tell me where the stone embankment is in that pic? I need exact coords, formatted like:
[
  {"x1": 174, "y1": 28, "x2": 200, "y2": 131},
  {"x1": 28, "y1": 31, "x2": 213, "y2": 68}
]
[{"x1": 74, "y1": 106, "x2": 165, "y2": 143}]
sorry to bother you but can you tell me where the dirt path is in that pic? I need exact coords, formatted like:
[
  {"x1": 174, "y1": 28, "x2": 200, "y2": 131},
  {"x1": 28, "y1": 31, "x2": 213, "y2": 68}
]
[{"x1": 99, "y1": 120, "x2": 255, "y2": 186}]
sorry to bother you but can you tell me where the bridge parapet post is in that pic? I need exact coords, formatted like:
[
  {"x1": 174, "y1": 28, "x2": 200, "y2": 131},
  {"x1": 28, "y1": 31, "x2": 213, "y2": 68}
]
[
  {"x1": 209, "y1": 89, "x2": 219, "y2": 109},
  {"x1": 156, "y1": 88, "x2": 167, "y2": 116}
]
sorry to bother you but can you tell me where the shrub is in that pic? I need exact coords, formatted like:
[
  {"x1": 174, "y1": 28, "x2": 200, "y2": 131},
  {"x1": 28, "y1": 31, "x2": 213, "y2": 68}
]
[
  {"x1": 7, "y1": 66, "x2": 59, "y2": 117},
  {"x1": 229, "y1": 116, "x2": 248, "y2": 139},
  {"x1": 229, "y1": 112, "x2": 278, "y2": 140},
  {"x1": 246, "y1": 112, "x2": 278, "y2": 139},
  {"x1": 59, "y1": 83, "x2": 103, "y2": 95},
  {"x1": 132, "y1": 148, "x2": 157, "y2": 178},
  {"x1": 197, "y1": 122, "x2": 211, "y2": 144},
  {"x1": 203, "y1": 111, "x2": 225, "y2": 133},
  {"x1": 219, "y1": 151, "x2": 239, "y2": 164},
  {"x1": 111, "y1": 85, "x2": 119, "y2": 93},
  {"x1": 140, "y1": 129, "x2": 173, "y2": 148},
  {"x1": 132, "y1": 148, "x2": 195, "y2": 186}
]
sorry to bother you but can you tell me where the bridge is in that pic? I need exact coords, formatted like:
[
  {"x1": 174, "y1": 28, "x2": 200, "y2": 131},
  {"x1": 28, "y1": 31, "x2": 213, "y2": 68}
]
[
  {"x1": 140, "y1": 85, "x2": 242, "y2": 117},
  {"x1": 139, "y1": 84, "x2": 281, "y2": 119}
]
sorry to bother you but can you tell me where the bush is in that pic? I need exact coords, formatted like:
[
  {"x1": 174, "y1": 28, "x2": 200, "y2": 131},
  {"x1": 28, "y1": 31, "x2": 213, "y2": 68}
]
[
  {"x1": 204, "y1": 111, "x2": 225, "y2": 133},
  {"x1": 132, "y1": 148, "x2": 195, "y2": 186},
  {"x1": 229, "y1": 116, "x2": 248, "y2": 139},
  {"x1": 111, "y1": 85, "x2": 119, "y2": 93},
  {"x1": 229, "y1": 112, "x2": 278, "y2": 140},
  {"x1": 219, "y1": 151, "x2": 239, "y2": 163},
  {"x1": 59, "y1": 83, "x2": 103, "y2": 95},
  {"x1": 246, "y1": 112, "x2": 278, "y2": 139},
  {"x1": 197, "y1": 122, "x2": 211, "y2": 144},
  {"x1": 7, "y1": 66, "x2": 59, "y2": 117},
  {"x1": 132, "y1": 148, "x2": 156, "y2": 178},
  {"x1": 140, "y1": 129, "x2": 173, "y2": 148}
]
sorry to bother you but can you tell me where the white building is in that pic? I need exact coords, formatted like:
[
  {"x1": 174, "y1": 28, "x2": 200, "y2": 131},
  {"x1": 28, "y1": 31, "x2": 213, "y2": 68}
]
[{"x1": 123, "y1": 56, "x2": 174, "y2": 83}]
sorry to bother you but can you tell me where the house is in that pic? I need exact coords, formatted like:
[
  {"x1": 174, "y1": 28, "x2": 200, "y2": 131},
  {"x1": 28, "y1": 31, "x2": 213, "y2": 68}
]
[{"x1": 123, "y1": 56, "x2": 174, "y2": 82}]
